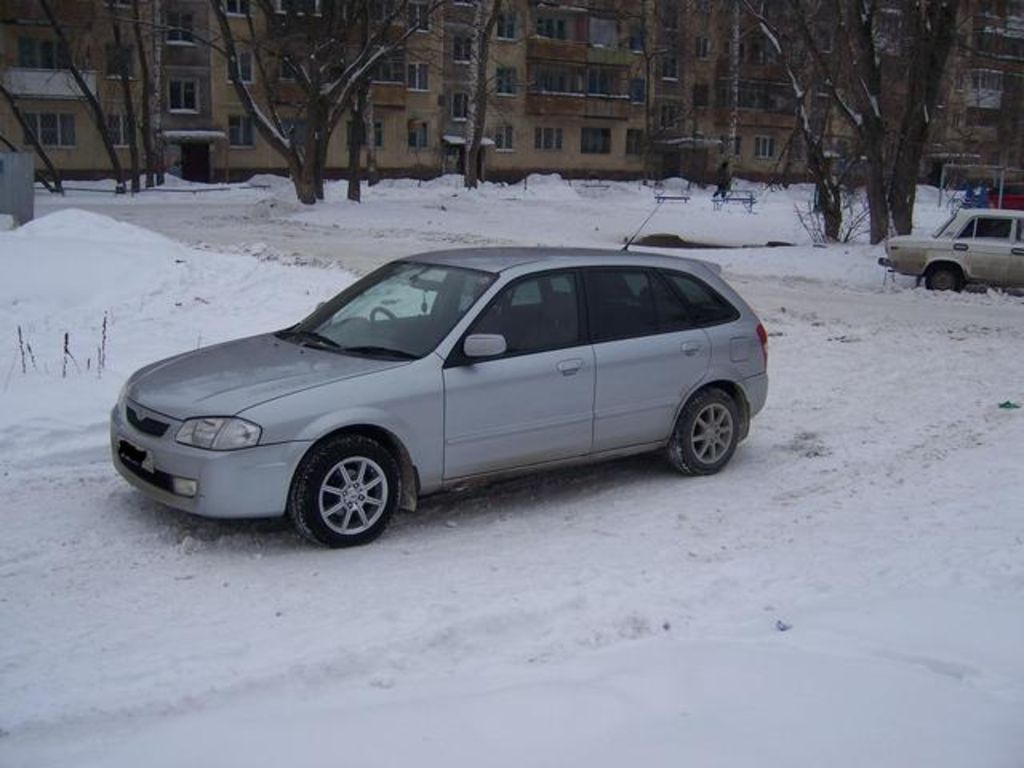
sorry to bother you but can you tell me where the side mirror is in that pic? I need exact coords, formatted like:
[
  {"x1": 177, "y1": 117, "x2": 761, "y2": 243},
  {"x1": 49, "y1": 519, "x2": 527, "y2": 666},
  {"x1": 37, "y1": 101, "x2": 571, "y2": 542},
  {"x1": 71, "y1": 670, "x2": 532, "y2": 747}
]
[{"x1": 463, "y1": 334, "x2": 507, "y2": 358}]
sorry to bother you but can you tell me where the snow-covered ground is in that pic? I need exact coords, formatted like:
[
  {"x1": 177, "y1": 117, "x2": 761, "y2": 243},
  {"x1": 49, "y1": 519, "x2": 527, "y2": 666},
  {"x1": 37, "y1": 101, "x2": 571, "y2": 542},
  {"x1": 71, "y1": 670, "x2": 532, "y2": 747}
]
[{"x1": 2, "y1": 177, "x2": 1023, "y2": 767}]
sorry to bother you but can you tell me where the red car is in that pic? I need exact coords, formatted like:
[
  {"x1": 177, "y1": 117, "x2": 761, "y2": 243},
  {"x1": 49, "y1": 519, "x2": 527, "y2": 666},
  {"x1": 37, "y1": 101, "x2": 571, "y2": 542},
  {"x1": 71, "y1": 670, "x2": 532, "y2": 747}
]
[{"x1": 988, "y1": 184, "x2": 1024, "y2": 210}]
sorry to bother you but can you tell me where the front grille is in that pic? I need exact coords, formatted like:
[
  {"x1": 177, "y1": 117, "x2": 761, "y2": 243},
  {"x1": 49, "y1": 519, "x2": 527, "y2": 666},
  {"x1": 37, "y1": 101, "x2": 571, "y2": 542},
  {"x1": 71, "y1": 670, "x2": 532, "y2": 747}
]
[{"x1": 126, "y1": 405, "x2": 170, "y2": 437}]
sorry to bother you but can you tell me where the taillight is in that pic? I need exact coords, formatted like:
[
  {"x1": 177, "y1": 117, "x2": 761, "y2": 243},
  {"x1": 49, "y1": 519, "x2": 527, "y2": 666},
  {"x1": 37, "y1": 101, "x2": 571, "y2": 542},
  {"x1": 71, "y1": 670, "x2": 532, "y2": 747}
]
[{"x1": 756, "y1": 322, "x2": 768, "y2": 366}]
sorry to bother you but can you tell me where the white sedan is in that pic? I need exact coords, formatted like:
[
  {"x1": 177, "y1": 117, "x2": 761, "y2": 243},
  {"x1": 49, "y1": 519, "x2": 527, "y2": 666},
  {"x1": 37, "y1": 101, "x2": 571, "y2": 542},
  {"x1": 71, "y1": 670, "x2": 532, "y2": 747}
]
[{"x1": 880, "y1": 208, "x2": 1024, "y2": 290}]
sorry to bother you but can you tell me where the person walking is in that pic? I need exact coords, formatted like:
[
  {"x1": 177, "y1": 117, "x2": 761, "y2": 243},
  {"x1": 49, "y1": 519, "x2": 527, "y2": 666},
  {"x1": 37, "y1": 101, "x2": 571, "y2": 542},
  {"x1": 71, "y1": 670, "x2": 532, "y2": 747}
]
[{"x1": 713, "y1": 160, "x2": 732, "y2": 199}]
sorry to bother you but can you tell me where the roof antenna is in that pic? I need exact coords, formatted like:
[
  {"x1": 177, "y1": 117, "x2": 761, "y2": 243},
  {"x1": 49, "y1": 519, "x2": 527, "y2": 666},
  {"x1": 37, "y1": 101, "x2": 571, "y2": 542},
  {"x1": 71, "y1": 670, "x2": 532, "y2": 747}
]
[{"x1": 622, "y1": 199, "x2": 663, "y2": 251}]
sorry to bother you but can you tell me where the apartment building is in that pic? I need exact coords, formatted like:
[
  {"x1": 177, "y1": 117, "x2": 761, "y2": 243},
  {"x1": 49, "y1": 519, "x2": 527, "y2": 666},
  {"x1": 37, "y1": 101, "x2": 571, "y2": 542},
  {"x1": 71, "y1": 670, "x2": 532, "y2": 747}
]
[{"x1": 2, "y1": 0, "x2": 1021, "y2": 185}]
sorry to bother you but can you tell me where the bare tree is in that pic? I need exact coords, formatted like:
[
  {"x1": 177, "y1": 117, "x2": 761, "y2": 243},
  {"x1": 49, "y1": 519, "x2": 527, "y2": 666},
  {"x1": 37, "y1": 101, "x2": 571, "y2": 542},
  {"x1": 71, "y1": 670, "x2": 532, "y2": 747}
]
[
  {"x1": 39, "y1": 0, "x2": 127, "y2": 193},
  {"x1": 106, "y1": 0, "x2": 141, "y2": 192},
  {"x1": 130, "y1": 0, "x2": 160, "y2": 187},
  {"x1": 779, "y1": 0, "x2": 961, "y2": 242},
  {"x1": 210, "y1": 0, "x2": 444, "y2": 205},
  {"x1": 744, "y1": 1, "x2": 845, "y2": 239},
  {"x1": 0, "y1": 82, "x2": 65, "y2": 194},
  {"x1": 463, "y1": 0, "x2": 503, "y2": 189}
]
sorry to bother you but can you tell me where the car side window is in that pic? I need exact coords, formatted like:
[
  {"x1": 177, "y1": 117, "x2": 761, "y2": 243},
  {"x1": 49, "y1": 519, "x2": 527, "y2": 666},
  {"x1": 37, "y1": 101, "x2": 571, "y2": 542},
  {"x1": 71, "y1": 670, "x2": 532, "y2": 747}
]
[
  {"x1": 973, "y1": 217, "x2": 1013, "y2": 240},
  {"x1": 584, "y1": 269, "x2": 659, "y2": 343},
  {"x1": 956, "y1": 219, "x2": 976, "y2": 239},
  {"x1": 651, "y1": 272, "x2": 692, "y2": 331},
  {"x1": 469, "y1": 272, "x2": 580, "y2": 356},
  {"x1": 660, "y1": 271, "x2": 740, "y2": 327}
]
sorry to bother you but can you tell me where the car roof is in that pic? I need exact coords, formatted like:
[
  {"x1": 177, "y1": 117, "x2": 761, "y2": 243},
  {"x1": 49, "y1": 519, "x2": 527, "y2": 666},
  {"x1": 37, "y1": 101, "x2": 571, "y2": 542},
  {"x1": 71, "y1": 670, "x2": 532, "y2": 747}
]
[
  {"x1": 957, "y1": 208, "x2": 1024, "y2": 218},
  {"x1": 400, "y1": 246, "x2": 721, "y2": 276}
]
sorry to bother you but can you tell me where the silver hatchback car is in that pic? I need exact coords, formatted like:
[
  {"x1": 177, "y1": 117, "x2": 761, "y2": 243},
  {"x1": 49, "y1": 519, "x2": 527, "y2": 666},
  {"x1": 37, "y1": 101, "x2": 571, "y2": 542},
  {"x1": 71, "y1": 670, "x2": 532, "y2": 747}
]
[{"x1": 111, "y1": 248, "x2": 768, "y2": 547}]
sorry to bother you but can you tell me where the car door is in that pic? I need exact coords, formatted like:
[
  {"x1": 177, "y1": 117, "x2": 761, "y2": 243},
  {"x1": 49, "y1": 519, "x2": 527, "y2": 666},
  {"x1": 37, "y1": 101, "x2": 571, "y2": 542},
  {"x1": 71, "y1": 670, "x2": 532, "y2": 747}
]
[
  {"x1": 951, "y1": 216, "x2": 1011, "y2": 285},
  {"x1": 584, "y1": 268, "x2": 710, "y2": 453},
  {"x1": 442, "y1": 270, "x2": 595, "y2": 479},
  {"x1": 1008, "y1": 219, "x2": 1024, "y2": 286}
]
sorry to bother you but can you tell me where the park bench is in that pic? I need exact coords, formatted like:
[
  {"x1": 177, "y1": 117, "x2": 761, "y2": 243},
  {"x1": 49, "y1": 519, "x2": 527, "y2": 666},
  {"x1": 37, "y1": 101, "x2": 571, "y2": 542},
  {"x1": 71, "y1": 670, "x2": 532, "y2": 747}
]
[
  {"x1": 713, "y1": 191, "x2": 756, "y2": 212},
  {"x1": 654, "y1": 192, "x2": 691, "y2": 203}
]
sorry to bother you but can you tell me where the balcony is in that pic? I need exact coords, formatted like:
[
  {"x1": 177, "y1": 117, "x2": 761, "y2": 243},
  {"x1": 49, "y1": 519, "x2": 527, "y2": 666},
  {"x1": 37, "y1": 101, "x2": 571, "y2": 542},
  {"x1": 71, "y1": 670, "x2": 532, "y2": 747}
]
[
  {"x1": 583, "y1": 95, "x2": 631, "y2": 120},
  {"x1": 370, "y1": 82, "x2": 407, "y2": 108},
  {"x1": 586, "y1": 47, "x2": 634, "y2": 67},
  {"x1": 1, "y1": 68, "x2": 96, "y2": 100},
  {"x1": 526, "y1": 36, "x2": 588, "y2": 64},
  {"x1": 526, "y1": 90, "x2": 586, "y2": 117}
]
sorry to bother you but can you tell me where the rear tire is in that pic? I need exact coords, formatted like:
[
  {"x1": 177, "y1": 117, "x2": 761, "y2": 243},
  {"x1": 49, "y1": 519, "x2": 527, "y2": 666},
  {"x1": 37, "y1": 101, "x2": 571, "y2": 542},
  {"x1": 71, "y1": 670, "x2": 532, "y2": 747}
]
[
  {"x1": 288, "y1": 434, "x2": 400, "y2": 548},
  {"x1": 924, "y1": 264, "x2": 963, "y2": 292},
  {"x1": 666, "y1": 388, "x2": 740, "y2": 476}
]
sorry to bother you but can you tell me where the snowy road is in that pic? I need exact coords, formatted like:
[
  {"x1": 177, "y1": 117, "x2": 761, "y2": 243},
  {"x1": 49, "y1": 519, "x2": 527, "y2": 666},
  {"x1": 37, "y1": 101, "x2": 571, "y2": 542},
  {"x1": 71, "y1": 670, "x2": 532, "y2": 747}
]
[{"x1": 3, "y1": 179, "x2": 1024, "y2": 766}]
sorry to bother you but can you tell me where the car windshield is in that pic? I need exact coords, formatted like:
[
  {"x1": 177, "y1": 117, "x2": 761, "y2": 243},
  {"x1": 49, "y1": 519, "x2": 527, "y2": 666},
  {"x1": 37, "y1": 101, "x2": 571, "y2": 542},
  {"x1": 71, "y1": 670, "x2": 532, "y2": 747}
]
[
  {"x1": 933, "y1": 214, "x2": 959, "y2": 238},
  {"x1": 281, "y1": 262, "x2": 495, "y2": 359}
]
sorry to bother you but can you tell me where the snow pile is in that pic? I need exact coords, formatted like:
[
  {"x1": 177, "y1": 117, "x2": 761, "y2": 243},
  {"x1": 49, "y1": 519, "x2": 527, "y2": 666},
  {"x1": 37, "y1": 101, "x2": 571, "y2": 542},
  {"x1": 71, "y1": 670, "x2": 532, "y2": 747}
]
[{"x1": 0, "y1": 209, "x2": 351, "y2": 465}]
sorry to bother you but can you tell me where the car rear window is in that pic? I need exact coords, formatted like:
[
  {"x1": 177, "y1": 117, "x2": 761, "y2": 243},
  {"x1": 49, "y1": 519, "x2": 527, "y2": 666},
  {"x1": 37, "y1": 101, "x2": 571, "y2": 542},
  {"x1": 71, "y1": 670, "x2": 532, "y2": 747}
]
[
  {"x1": 660, "y1": 271, "x2": 740, "y2": 327},
  {"x1": 973, "y1": 218, "x2": 1013, "y2": 239}
]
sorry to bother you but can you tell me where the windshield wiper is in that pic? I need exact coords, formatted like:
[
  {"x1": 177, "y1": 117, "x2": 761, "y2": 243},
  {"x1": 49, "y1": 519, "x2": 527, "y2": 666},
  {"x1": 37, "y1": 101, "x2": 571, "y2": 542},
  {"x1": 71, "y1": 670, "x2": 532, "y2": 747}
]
[
  {"x1": 276, "y1": 328, "x2": 341, "y2": 349},
  {"x1": 337, "y1": 345, "x2": 418, "y2": 360}
]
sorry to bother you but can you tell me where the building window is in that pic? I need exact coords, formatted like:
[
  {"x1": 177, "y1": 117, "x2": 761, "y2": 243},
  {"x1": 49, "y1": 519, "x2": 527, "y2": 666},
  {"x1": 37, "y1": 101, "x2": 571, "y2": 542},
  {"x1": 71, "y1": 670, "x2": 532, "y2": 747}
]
[
  {"x1": 496, "y1": 12, "x2": 517, "y2": 40},
  {"x1": 372, "y1": 52, "x2": 404, "y2": 83},
  {"x1": 493, "y1": 125, "x2": 514, "y2": 150},
  {"x1": 692, "y1": 83, "x2": 709, "y2": 107},
  {"x1": 273, "y1": 0, "x2": 321, "y2": 13},
  {"x1": 106, "y1": 113, "x2": 131, "y2": 146},
  {"x1": 407, "y1": 62, "x2": 429, "y2": 90},
  {"x1": 22, "y1": 113, "x2": 75, "y2": 148},
  {"x1": 225, "y1": 0, "x2": 250, "y2": 14},
  {"x1": 626, "y1": 128, "x2": 644, "y2": 156},
  {"x1": 629, "y1": 78, "x2": 646, "y2": 103},
  {"x1": 534, "y1": 66, "x2": 582, "y2": 94},
  {"x1": 581, "y1": 127, "x2": 611, "y2": 154},
  {"x1": 229, "y1": 50, "x2": 254, "y2": 83},
  {"x1": 452, "y1": 36, "x2": 472, "y2": 63},
  {"x1": 587, "y1": 68, "x2": 613, "y2": 96},
  {"x1": 166, "y1": 12, "x2": 195, "y2": 45},
  {"x1": 754, "y1": 135, "x2": 775, "y2": 159},
  {"x1": 105, "y1": 44, "x2": 135, "y2": 79},
  {"x1": 347, "y1": 120, "x2": 383, "y2": 147},
  {"x1": 534, "y1": 126, "x2": 563, "y2": 150},
  {"x1": 695, "y1": 36, "x2": 710, "y2": 59},
  {"x1": 660, "y1": 55, "x2": 678, "y2": 80},
  {"x1": 588, "y1": 17, "x2": 617, "y2": 48},
  {"x1": 629, "y1": 25, "x2": 645, "y2": 52},
  {"x1": 281, "y1": 119, "x2": 307, "y2": 145},
  {"x1": 408, "y1": 121, "x2": 429, "y2": 149},
  {"x1": 536, "y1": 16, "x2": 568, "y2": 40},
  {"x1": 229, "y1": 115, "x2": 255, "y2": 146},
  {"x1": 408, "y1": 1, "x2": 430, "y2": 30},
  {"x1": 496, "y1": 67, "x2": 517, "y2": 95},
  {"x1": 659, "y1": 103, "x2": 678, "y2": 129},
  {"x1": 169, "y1": 79, "x2": 198, "y2": 112},
  {"x1": 451, "y1": 91, "x2": 469, "y2": 120},
  {"x1": 17, "y1": 38, "x2": 70, "y2": 69}
]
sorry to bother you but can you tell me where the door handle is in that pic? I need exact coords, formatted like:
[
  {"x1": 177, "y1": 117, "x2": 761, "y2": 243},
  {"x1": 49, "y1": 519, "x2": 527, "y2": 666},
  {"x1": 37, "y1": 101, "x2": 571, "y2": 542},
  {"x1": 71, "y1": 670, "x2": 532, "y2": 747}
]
[
  {"x1": 1013, "y1": 248, "x2": 1024, "y2": 256},
  {"x1": 681, "y1": 341, "x2": 702, "y2": 357},
  {"x1": 953, "y1": 242, "x2": 968, "y2": 251},
  {"x1": 556, "y1": 358, "x2": 584, "y2": 375}
]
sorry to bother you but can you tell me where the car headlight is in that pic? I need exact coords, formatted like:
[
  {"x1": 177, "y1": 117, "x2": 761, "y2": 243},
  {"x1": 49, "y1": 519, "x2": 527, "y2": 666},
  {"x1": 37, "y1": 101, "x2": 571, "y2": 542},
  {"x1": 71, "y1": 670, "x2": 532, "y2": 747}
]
[{"x1": 175, "y1": 417, "x2": 262, "y2": 451}]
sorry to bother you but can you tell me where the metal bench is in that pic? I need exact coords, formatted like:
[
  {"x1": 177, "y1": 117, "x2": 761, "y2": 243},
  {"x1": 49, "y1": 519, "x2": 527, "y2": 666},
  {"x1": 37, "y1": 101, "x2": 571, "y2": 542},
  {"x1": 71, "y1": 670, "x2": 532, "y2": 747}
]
[
  {"x1": 654, "y1": 192, "x2": 691, "y2": 204},
  {"x1": 713, "y1": 191, "x2": 756, "y2": 212}
]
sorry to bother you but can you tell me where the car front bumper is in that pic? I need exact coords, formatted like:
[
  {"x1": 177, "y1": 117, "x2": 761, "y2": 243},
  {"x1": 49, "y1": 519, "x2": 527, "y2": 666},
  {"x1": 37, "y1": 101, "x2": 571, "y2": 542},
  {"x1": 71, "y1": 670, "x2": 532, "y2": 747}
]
[{"x1": 110, "y1": 403, "x2": 311, "y2": 519}]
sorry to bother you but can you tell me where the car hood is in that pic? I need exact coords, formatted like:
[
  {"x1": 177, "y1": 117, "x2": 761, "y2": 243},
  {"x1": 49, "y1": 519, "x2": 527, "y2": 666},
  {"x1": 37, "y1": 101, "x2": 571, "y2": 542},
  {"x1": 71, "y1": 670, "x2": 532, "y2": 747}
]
[{"x1": 126, "y1": 333, "x2": 408, "y2": 419}]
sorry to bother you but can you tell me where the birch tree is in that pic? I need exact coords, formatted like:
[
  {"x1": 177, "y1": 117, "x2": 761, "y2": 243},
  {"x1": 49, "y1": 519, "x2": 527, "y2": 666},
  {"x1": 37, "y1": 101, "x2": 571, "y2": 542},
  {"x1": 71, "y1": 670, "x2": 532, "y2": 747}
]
[
  {"x1": 463, "y1": 0, "x2": 503, "y2": 189},
  {"x1": 210, "y1": 0, "x2": 444, "y2": 205}
]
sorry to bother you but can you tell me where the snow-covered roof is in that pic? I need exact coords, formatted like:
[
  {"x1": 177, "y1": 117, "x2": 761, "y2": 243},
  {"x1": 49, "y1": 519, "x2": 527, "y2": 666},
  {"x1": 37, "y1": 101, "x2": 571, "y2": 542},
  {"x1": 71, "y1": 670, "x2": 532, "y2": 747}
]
[
  {"x1": 442, "y1": 135, "x2": 495, "y2": 147},
  {"x1": 658, "y1": 137, "x2": 723, "y2": 149},
  {"x1": 161, "y1": 130, "x2": 228, "y2": 142}
]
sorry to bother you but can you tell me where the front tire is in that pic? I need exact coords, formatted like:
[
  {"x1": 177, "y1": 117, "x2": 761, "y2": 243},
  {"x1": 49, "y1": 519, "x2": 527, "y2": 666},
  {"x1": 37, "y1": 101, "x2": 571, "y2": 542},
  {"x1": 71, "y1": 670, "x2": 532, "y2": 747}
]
[
  {"x1": 924, "y1": 264, "x2": 963, "y2": 292},
  {"x1": 288, "y1": 434, "x2": 400, "y2": 548},
  {"x1": 666, "y1": 388, "x2": 740, "y2": 476}
]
